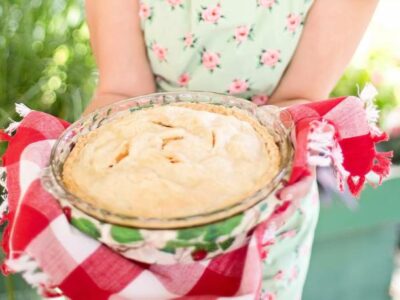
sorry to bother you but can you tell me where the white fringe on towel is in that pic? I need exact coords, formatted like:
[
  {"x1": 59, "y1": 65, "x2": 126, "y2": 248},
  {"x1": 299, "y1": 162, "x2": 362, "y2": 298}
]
[
  {"x1": 6, "y1": 254, "x2": 50, "y2": 294},
  {"x1": 0, "y1": 166, "x2": 7, "y2": 220},
  {"x1": 15, "y1": 103, "x2": 32, "y2": 117},
  {"x1": 359, "y1": 83, "x2": 382, "y2": 136},
  {"x1": 4, "y1": 103, "x2": 32, "y2": 134},
  {"x1": 307, "y1": 120, "x2": 336, "y2": 167},
  {"x1": 5, "y1": 121, "x2": 21, "y2": 135},
  {"x1": 307, "y1": 120, "x2": 350, "y2": 191},
  {"x1": 0, "y1": 195, "x2": 8, "y2": 220},
  {"x1": 0, "y1": 166, "x2": 6, "y2": 187}
]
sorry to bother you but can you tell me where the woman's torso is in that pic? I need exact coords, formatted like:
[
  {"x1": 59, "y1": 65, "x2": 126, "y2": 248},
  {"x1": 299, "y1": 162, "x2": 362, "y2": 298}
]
[{"x1": 140, "y1": 0, "x2": 314, "y2": 103}]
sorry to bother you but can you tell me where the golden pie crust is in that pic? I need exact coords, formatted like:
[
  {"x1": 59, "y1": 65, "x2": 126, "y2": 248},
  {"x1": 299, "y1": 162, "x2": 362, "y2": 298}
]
[{"x1": 62, "y1": 103, "x2": 281, "y2": 227}]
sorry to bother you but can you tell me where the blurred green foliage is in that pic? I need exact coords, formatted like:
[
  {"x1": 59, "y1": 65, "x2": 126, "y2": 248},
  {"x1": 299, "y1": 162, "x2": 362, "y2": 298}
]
[
  {"x1": 1, "y1": 6, "x2": 96, "y2": 297},
  {"x1": 0, "y1": 0, "x2": 96, "y2": 128},
  {"x1": 331, "y1": 48, "x2": 400, "y2": 117}
]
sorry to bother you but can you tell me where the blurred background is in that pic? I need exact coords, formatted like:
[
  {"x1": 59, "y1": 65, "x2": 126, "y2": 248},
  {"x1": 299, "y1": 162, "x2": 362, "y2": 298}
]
[{"x1": 0, "y1": 0, "x2": 400, "y2": 299}]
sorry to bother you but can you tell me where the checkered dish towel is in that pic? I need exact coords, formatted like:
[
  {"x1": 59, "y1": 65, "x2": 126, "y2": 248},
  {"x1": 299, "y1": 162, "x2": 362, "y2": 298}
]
[{"x1": 0, "y1": 85, "x2": 392, "y2": 299}]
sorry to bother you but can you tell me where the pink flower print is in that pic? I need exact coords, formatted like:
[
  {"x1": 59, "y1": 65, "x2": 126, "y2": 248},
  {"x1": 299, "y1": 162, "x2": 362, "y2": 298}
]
[
  {"x1": 228, "y1": 79, "x2": 249, "y2": 94},
  {"x1": 259, "y1": 49, "x2": 281, "y2": 68},
  {"x1": 233, "y1": 25, "x2": 253, "y2": 44},
  {"x1": 167, "y1": 0, "x2": 183, "y2": 9},
  {"x1": 262, "y1": 291, "x2": 277, "y2": 300},
  {"x1": 139, "y1": 2, "x2": 152, "y2": 20},
  {"x1": 258, "y1": 0, "x2": 277, "y2": 9},
  {"x1": 183, "y1": 32, "x2": 197, "y2": 49},
  {"x1": 286, "y1": 13, "x2": 302, "y2": 33},
  {"x1": 261, "y1": 225, "x2": 276, "y2": 246},
  {"x1": 290, "y1": 265, "x2": 299, "y2": 280},
  {"x1": 201, "y1": 49, "x2": 221, "y2": 71},
  {"x1": 251, "y1": 94, "x2": 269, "y2": 106},
  {"x1": 274, "y1": 270, "x2": 284, "y2": 280},
  {"x1": 199, "y1": 3, "x2": 223, "y2": 24},
  {"x1": 151, "y1": 43, "x2": 167, "y2": 62},
  {"x1": 280, "y1": 229, "x2": 297, "y2": 239},
  {"x1": 178, "y1": 73, "x2": 190, "y2": 87}
]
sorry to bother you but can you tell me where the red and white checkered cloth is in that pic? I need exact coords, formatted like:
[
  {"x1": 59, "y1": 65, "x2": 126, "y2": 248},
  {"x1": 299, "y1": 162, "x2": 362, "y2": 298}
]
[
  {"x1": 286, "y1": 84, "x2": 392, "y2": 196},
  {"x1": 0, "y1": 85, "x2": 392, "y2": 299}
]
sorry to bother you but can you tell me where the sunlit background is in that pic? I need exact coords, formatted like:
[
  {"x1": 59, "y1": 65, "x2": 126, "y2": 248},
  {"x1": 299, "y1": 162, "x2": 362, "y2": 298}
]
[{"x1": 1, "y1": 0, "x2": 400, "y2": 299}]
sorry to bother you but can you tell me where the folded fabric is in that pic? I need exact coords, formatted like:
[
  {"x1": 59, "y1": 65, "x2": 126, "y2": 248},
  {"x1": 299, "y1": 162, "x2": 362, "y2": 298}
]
[
  {"x1": 0, "y1": 85, "x2": 391, "y2": 299},
  {"x1": 286, "y1": 84, "x2": 392, "y2": 196}
]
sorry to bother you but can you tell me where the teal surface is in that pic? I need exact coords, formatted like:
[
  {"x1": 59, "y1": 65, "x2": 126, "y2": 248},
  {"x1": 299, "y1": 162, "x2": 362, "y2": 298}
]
[
  {"x1": 316, "y1": 178, "x2": 400, "y2": 238},
  {"x1": 304, "y1": 177, "x2": 400, "y2": 300},
  {"x1": 304, "y1": 224, "x2": 395, "y2": 300}
]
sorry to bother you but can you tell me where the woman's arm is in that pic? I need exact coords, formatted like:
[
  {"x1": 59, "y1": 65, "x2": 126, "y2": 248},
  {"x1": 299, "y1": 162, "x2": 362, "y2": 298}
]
[
  {"x1": 269, "y1": 0, "x2": 379, "y2": 107},
  {"x1": 272, "y1": 0, "x2": 378, "y2": 200},
  {"x1": 84, "y1": 0, "x2": 155, "y2": 113}
]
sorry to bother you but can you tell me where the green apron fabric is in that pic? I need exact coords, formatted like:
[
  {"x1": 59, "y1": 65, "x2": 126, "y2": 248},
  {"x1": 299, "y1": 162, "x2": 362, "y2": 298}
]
[{"x1": 140, "y1": 0, "x2": 314, "y2": 101}]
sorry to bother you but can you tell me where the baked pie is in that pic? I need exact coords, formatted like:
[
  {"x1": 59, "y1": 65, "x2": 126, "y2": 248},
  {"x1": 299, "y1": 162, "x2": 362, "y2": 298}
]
[{"x1": 62, "y1": 103, "x2": 280, "y2": 224}]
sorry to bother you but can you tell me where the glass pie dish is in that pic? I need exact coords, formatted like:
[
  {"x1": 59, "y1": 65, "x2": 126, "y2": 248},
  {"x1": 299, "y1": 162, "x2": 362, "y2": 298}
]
[{"x1": 41, "y1": 92, "x2": 294, "y2": 264}]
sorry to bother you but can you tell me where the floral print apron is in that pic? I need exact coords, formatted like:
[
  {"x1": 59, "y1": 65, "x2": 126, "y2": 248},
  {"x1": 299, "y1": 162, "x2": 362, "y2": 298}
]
[{"x1": 139, "y1": 1, "x2": 317, "y2": 298}]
